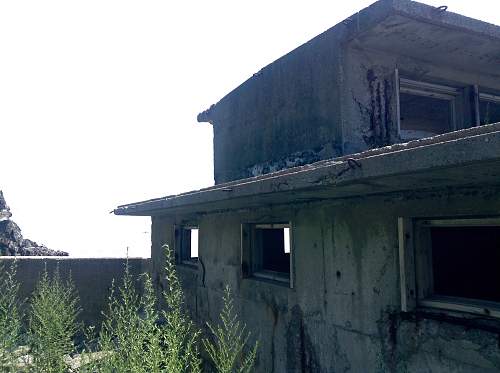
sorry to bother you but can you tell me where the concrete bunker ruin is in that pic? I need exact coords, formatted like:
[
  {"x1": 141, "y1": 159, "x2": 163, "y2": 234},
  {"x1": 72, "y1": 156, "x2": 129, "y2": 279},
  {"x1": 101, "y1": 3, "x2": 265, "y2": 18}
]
[{"x1": 116, "y1": 1, "x2": 500, "y2": 371}]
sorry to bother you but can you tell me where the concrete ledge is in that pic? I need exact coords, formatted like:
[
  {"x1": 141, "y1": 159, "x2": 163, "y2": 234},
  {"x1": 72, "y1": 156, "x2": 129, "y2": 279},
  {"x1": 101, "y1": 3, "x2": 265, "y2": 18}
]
[
  {"x1": 0, "y1": 257, "x2": 151, "y2": 327},
  {"x1": 115, "y1": 123, "x2": 500, "y2": 216}
]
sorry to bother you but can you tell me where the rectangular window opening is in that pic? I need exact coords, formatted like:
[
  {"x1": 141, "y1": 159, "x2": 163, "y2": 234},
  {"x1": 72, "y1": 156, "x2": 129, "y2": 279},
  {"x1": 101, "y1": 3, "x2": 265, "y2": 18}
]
[
  {"x1": 242, "y1": 223, "x2": 292, "y2": 286},
  {"x1": 399, "y1": 217, "x2": 500, "y2": 318},
  {"x1": 398, "y1": 77, "x2": 458, "y2": 141},
  {"x1": 176, "y1": 225, "x2": 199, "y2": 266}
]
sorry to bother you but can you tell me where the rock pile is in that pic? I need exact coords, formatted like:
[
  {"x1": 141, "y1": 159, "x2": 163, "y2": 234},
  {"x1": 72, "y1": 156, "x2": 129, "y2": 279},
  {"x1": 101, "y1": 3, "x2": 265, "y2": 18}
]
[{"x1": 0, "y1": 191, "x2": 68, "y2": 256}]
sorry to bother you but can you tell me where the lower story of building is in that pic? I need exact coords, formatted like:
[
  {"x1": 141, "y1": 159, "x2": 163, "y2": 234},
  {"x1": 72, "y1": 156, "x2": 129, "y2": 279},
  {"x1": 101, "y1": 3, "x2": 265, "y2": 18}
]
[{"x1": 149, "y1": 183, "x2": 500, "y2": 373}]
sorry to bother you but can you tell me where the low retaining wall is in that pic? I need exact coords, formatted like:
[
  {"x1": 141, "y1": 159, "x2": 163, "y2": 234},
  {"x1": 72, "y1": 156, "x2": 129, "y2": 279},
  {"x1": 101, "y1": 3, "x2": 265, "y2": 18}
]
[{"x1": 0, "y1": 257, "x2": 150, "y2": 327}]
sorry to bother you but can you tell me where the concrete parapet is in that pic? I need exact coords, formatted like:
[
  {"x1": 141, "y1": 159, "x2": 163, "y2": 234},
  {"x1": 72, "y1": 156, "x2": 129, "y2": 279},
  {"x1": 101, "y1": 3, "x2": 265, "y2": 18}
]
[{"x1": 0, "y1": 257, "x2": 150, "y2": 328}]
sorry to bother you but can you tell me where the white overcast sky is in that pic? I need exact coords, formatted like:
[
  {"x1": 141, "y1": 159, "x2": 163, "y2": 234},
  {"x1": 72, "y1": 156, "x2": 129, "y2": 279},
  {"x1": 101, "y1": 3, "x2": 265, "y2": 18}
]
[{"x1": 0, "y1": 0, "x2": 498, "y2": 257}]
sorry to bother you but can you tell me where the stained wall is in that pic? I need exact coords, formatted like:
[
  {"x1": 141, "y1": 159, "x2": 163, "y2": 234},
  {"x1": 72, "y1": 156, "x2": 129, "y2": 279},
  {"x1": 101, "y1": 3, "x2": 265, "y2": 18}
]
[{"x1": 151, "y1": 186, "x2": 500, "y2": 372}]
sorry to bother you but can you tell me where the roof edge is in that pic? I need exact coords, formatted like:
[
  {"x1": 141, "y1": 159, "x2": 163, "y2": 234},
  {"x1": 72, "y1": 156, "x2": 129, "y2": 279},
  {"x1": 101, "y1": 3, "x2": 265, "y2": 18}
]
[
  {"x1": 115, "y1": 122, "x2": 500, "y2": 216},
  {"x1": 196, "y1": 0, "x2": 500, "y2": 124}
]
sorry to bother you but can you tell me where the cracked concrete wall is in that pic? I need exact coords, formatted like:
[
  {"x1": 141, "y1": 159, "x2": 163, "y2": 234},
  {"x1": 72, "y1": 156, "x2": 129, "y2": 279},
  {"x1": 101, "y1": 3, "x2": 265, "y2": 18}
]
[{"x1": 151, "y1": 185, "x2": 500, "y2": 372}]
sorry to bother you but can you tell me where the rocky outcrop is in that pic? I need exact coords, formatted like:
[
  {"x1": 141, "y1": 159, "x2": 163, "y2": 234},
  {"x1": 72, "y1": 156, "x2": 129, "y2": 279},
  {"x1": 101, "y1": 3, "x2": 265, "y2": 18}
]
[{"x1": 0, "y1": 191, "x2": 68, "y2": 256}]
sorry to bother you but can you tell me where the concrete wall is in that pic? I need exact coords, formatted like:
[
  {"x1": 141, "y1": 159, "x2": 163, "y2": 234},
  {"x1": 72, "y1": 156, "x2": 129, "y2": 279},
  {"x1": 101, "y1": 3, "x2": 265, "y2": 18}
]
[
  {"x1": 210, "y1": 27, "x2": 344, "y2": 184},
  {"x1": 0, "y1": 257, "x2": 150, "y2": 328},
  {"x1": 151, "y1": 185, "x2": 500, "y2": 372}
]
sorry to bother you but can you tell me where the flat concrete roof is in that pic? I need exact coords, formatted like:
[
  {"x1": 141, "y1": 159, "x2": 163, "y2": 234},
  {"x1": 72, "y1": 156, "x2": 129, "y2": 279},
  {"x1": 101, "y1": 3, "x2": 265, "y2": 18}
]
[
  {"x1": 198, "y1": 0, "x2": 500, "y2": 124},
  {"x1": 115, "y1": 122, "x2": 500, "y2": 217}
]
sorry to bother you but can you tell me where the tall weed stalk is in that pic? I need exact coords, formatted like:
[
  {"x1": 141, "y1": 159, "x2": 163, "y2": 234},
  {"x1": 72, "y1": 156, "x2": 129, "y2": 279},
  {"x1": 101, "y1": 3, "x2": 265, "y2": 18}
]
[
  {"x1": 161, "y1": 244, "x2": 202, "y2": 373},
  {"x1": 85, "y1": 261, "x2": 163, "y2": 372},
  {"x1": 84, "y1": 247, "x2": 201, "y2": 373},
  {"x1": 0, "y1": 260, "x2": 23, "y2": 372},
  {"x1": 203, "y1": 285, "x2": 258, "y2": 373},
  {"x1": 28, "y1": 265, "x2": 81, "y2": 373}
]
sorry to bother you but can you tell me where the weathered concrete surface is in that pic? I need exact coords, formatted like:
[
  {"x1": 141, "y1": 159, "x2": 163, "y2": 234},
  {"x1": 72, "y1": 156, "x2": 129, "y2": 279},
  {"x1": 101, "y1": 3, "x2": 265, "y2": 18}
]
[
  {"x1": 150, "y1": 186, "x2": 500, "y2": 372},
  {"x1": 197, "y1": 0, "x2": 500, "y2": 183},
  {"x1": 122, "y1": 125, "x2": 500, "y2": 372},
  {"x1": 0, "y1": 257, "x2": 150, "y2": 327}
]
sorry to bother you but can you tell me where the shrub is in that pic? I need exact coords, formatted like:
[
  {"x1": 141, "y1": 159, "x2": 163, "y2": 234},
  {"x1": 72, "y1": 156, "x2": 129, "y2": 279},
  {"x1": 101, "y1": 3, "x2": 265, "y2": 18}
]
[
  {"x1": 2, "y1": 246, "x2": 259, "y2": 372},
  {"x1": 84, "y1": 247, "x2": 202, "y2": 373},
  {"x1": 28, "y1": 265, "x2": 81, "y2": 373},
  {"x1": 0, "y1": 260, "x2": 23, "y2": 372},
  {"x1": 203, "y1": 285, "x2": 258, "y2": 373},
  {"x1": 84, "y1": 260, "x2": 163, "y2": 373}
]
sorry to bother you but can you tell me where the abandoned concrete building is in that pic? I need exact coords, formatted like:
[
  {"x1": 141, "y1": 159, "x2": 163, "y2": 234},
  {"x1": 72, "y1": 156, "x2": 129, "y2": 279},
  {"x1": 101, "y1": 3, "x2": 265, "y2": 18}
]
[{"x1": 115, "y1": 0, "x2": 500, "y2": 371}]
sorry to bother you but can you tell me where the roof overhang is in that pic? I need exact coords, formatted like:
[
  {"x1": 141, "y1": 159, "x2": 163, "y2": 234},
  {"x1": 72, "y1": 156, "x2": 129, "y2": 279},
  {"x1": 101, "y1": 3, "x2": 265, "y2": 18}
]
[
  {"x1": 115, "y1": 123, "x2": 500, "y2": 217},
  {"x1": 348, "y1": 2, "x2": 500, "y2": 77}
]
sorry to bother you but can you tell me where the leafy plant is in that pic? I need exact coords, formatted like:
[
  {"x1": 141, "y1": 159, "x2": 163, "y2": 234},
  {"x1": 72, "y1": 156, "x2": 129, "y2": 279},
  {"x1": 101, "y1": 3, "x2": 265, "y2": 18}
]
[
  {"x1": 28, "y1": 265, "x2": 81, "y2": 373},
  {"x1": 203, "y1": 285, "x2": 258, "y2": 373},
  {"x1": 0, "y1": 260, "x2": 23, "y2": 372}
]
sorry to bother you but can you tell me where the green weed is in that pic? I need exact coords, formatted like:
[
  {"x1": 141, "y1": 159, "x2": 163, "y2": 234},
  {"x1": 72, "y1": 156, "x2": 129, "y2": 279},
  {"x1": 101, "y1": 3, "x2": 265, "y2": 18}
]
[
  {"x1": 203, "y1": 285, "x2": 258, "y2": 373},
  {"x1": 28, "y1": 265, "x2": 81, "y2": 373},
  {"x1": 84, "y1": 261, "x2": 163, "y2": 372},
  {"x1": 161, "y1": 244, "x2": 202, "y2": 373},
  {"x1": 0, "y1": 260, "x2": 23, "y2": 372},
  {"x1": 83, "y1": 247, "x2": 202, "y2": 373}
]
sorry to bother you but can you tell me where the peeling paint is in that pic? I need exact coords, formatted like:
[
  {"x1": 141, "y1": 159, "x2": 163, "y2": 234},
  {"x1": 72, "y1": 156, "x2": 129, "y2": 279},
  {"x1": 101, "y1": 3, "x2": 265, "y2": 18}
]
[{"x1": 247, "y1": 144, "x2": 340, "y2": 179}]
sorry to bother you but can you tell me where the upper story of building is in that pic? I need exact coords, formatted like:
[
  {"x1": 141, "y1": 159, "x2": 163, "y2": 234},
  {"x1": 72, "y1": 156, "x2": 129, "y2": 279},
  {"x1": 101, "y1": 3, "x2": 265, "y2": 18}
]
[{"x1": 197, "y1": 0, "x2": 500, "y2": 184}]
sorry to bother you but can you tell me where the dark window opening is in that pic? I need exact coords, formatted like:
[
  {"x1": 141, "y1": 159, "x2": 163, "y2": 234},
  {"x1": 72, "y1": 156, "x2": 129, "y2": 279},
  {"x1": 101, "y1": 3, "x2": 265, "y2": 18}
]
[
  {"x1": 479, "y1": 100, "x2": 500, "y2": 126},
  {"x1": 431, "y1": 226, "x2": 500, "y2": 303},
  {"x1": 400, "y1": 93, "x2": 452, "y2": 139},
  {"x1": 242, "y1": 223, "x2": 292, "y2": 285},
  {"x1": 177, "y1": 226, "x2": 199, "y2": 264},
  {"x1": 257, "y1": 228, "x2": 290, "y2": 274}
]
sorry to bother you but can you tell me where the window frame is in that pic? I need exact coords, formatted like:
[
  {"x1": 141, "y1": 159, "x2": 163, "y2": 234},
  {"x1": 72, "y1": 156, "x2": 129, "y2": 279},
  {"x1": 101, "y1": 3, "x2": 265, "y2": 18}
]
[
  {"x1": 174, "y1": 224, "x2": 199, "y2": 268},
  {"x1": 398, "y1": 216, "x2": 500, "y2": 318},
  {"x1": 479, "y1": 92, "x2": 500, "y2": 104},
  {"x1": 241, "y1": 222, "x2": 294, "y2": 288},
  {"x1": 478, "y1": 91, "x2": 500, "y2": 126},
  {"x1": 396, "y1": 74, "x2": 460, "y2": 141},
  {"x1": 394, "y1": 70, "x2": 500, "y2": 142}
]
